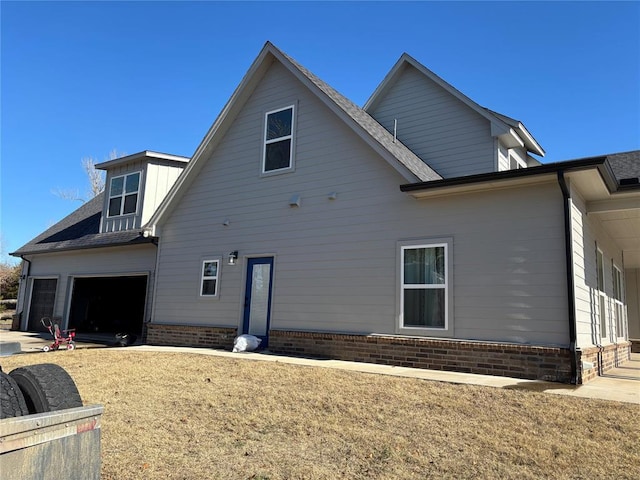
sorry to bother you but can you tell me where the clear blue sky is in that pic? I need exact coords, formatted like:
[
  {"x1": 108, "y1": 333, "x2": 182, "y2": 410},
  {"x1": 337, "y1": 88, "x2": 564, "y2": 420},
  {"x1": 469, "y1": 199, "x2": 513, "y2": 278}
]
[{"x1": 1, "y1": 1, "x2": 639, "y2": 262}]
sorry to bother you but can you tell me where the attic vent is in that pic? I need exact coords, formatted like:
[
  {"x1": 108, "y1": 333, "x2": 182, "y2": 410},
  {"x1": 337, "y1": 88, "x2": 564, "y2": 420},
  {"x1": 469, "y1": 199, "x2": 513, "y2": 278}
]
[{"x1": 620, "y1": 177, "x2": 639, "y2": 186}]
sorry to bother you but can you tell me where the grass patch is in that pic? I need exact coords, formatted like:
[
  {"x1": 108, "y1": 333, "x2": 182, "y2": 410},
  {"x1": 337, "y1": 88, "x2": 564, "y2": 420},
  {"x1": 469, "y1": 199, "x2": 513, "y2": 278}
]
[{"x1": 2, "y1": 349, "x2": 638, "y2": 479}]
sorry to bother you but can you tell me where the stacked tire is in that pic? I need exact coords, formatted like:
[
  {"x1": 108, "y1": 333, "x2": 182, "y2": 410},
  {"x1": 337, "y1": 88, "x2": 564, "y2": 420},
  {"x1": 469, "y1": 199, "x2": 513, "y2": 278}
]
[{"x1": 0, "y1": 364, "x2": 83, "y2": 419}]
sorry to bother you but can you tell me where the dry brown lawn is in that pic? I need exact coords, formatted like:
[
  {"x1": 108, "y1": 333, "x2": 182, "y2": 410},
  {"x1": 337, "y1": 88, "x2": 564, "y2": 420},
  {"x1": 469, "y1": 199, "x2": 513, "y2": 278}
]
[{"x1": 2, "y1": 349, "x2": 638, "y2": 479}]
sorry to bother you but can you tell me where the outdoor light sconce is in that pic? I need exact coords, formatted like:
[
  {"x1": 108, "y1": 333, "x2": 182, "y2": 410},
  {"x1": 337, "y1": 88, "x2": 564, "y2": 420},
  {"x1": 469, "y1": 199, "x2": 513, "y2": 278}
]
[{"x1": 228, "y1": 251, "x2": 239, "y2": 266}]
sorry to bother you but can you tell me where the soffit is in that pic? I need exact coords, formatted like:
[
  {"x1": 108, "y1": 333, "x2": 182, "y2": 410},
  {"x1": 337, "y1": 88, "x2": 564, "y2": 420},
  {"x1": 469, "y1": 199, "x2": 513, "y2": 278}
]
[{"x1": 568, "y1": 169, "x2": 640, "y2": 268}]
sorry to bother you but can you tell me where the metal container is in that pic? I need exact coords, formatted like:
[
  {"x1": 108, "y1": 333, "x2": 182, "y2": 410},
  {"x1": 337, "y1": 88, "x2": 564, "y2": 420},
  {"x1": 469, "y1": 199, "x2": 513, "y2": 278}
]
[{"x1": 0, "y1": 405, "x2": 104, "y2": 480}]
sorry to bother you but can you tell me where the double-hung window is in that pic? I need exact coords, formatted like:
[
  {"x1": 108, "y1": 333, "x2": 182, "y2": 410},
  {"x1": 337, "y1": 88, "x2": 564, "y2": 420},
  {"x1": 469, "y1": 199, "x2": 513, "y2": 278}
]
[
  {"x1": 108, "y1": 172, "x2": 140, "y2": 217},
  {"x1": 613, "y1": 265, "x2": 625, "y2": 338},
  {"x1": 596, "y1": 248, "x2": 608, "y2": 339},
  {"x1": 401, "y1": 243, "x2": 448, "y2": 330},
  {"x1": 263, "y1": 105, "x2": 294, "y2": 173},
  {"x1": 200, "y1": 260, "x2": 219, "y2": 297}
]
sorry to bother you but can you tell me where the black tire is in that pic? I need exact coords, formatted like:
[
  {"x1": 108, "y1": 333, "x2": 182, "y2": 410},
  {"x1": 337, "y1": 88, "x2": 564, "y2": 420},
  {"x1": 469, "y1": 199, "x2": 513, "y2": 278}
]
[
  {"x1": 0, "y1": 371, "x2": 29, "y2": 419},
  {"x1": 9, "y1": 364, "x2": 83, "y2": 414}
]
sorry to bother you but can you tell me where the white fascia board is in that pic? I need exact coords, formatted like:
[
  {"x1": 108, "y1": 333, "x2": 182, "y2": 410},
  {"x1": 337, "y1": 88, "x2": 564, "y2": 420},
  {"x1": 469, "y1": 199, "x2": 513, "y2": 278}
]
[{"x1": 95, "y1": 151, "x2": 189, "y2": 170}]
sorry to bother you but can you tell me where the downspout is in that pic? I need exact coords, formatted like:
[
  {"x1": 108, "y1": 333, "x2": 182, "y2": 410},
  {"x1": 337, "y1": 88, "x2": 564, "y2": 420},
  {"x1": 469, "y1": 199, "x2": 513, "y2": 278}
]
[{"x1": 557, "y1": 171, "x2": 579, "y2": 384}]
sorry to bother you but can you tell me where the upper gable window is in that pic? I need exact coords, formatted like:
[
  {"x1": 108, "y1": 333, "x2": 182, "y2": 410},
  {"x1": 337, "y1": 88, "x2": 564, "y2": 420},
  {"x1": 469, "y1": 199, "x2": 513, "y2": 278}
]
[
  {"x1": 263, "y1": 105, "x2": 295, "y2": 174},
  {"x1": 108, "y1": 172, "x2": 140, "y2": 217}
]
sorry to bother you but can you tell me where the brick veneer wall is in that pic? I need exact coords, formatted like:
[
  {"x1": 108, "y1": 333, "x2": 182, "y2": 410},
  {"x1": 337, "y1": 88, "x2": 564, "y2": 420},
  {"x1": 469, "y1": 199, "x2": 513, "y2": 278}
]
[
  {"x1": 144, "y1": 325, "x2": 631, "y2": 384},
  {"x1": 269, "y1": 330, "x2": 575, "y2": 383},
  {"x1": 579, "y1": 342, "x2": 632, "y2": 383},
  {"x1": 146, "y1": 324, "x2": 237, "y2": 349}
]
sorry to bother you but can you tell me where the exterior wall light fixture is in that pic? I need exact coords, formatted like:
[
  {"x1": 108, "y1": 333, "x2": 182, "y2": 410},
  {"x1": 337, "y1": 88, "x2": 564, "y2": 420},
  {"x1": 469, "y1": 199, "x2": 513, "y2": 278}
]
[{"x1": 228, "y1": 251, "x2": 239, "y2": 266}]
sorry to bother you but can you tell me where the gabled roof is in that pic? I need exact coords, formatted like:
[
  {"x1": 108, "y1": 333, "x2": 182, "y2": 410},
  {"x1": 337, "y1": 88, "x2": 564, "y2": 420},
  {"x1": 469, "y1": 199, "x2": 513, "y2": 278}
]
[
  {"x1": 149, "y1": 42, "x2": 441, "y2": 229},
  {"x1": 364, "y1": 53, "x2": 545, "y2": 157},
  {"x1": 11, "y1": 192, "x2": 155, "y2": 257}
]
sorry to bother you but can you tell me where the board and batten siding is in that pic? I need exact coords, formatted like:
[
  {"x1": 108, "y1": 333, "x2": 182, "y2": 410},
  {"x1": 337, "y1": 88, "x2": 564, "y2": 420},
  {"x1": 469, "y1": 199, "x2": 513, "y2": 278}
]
[
  {"x1": 22, "y1": 245, "x2": 157, "y2": 330},
  {"x1": 366, "y1": 64, "x2": 495, "y2": 178},
  {"x1": 570, "y1": 185, "x2": 627, "y2": 348},
  {"x1": 101, "y1": 159, "x2": 186, "y2": 232},
  {"x1": 153, "y1": 60, "x2": 570, "y2": 347},
  {"x1": 141, "y1": 161, "x2": 186, "y2": 226},
  {"x1": 101, "y1": 160, "x2": 147, "y2": 233}
]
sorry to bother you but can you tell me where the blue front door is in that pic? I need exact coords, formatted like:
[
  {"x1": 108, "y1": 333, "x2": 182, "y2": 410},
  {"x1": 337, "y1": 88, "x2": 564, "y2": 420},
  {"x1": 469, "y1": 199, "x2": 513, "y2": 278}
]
[{"x1": 242, "y1": 257, "x2": 274, "y2": 348}]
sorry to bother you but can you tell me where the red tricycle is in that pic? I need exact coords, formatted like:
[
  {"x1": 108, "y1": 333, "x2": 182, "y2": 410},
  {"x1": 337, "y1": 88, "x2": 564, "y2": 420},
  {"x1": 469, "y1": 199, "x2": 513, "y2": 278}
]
[{"x1": 41, "y1": 317, "x2": 76, "y2": 352}]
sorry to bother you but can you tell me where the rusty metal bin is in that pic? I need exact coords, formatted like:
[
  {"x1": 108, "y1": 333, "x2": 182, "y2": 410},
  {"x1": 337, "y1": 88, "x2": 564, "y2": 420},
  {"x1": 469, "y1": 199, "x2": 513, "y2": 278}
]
[{"x1": 0, "y1": 405, "x2": 104, "y2": 480}]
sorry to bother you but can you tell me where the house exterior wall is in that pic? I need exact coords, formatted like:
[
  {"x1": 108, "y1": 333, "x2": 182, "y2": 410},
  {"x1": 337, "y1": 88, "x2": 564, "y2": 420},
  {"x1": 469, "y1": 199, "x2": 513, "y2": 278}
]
[
  {"x1": 366, "y1": 64, "x2": 495, "y2": 178},
  {"x1": 18, "y1": 244, "x2": 157, "y2": 330},
  {"x1": 569, "y1": 184, "x2": 631, "y2": 370},
  {"x1": 152, "y1": 60, "x2": 570, "y2": 355}
]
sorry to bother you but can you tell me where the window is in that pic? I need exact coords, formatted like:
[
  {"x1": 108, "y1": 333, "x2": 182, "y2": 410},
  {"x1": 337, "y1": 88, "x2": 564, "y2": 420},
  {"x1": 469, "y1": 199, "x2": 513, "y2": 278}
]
[
  {"x1": 200, "y1": 260, "x2": 219, "y2": 297},
  {"x1": 263, "y1": 106, "x2": 294, "y2": 173},
  {"x1": 401, "y1": 244, "x2": 447, "y2": 329},
  {"x1": 613, "y1": 265, "x2": 625, "y2": 338},
  {"x1": 108, "y1": 172, "x2": 140, "y2": 217},
  {"x1": 596, "y1": 248, "x2": 607, "y2": 339}
]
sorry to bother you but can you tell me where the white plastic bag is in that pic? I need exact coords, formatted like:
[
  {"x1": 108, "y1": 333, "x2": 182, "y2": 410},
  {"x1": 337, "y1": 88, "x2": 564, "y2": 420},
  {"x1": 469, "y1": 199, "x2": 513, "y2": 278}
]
[{"x1": 232, "y1": 334, "x2": 262, "y2": 353}]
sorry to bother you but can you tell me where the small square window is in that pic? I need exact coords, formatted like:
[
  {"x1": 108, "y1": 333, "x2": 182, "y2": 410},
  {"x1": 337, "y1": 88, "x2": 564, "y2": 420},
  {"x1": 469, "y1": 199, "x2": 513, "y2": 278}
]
[{"x1": 108, "y1": 172, "x2": 140, "y2": 217}]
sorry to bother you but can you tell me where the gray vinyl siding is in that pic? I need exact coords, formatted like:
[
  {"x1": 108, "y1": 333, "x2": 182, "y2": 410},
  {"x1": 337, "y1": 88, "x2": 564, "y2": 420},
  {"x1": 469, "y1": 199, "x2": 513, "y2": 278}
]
[
  {"x1": 366, "y1": 65, "x2": 495, "y2": 178},
  {"x1": 153, "y1": 60, "x2": 569, "y2": 347},
  {"x1": 570, "y1": 186, "x2": 626, "y2": 348},
  {"x1": 20, "y1": 245, "x2": 156, "y2": 330}
]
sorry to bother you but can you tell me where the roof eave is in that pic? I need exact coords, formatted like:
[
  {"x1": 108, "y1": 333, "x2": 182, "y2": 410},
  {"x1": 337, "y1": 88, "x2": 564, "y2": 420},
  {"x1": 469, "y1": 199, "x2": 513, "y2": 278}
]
[
  {"x1": 400, "y1": 157, "x2": 620, "y2": 198},
  {"x1": 11, "y1": 235, "x2": 157, "y2": 257},
  {"x1": 95, "y1": 151, "x2": 189, "y2": 170}
]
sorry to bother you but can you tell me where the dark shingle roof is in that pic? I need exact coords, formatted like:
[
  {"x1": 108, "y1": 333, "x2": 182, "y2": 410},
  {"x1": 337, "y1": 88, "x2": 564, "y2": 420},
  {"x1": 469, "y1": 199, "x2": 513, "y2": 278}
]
[
  {"x1": 605, "y1": 150, "x2": 640, "y2": 183},
  {"x1": 11, "y1": 193, "x2": 155, "y2": 256},
  {"x1": 277, "y1": 46, "x2": 442, "y2": 182}
]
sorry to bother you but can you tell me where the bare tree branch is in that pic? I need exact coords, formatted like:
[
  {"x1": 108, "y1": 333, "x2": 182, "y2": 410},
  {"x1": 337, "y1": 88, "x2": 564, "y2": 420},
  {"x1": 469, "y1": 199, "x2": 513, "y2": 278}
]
[{"x1": 52, "y1": 150, "x2": 125, "y2": 202}]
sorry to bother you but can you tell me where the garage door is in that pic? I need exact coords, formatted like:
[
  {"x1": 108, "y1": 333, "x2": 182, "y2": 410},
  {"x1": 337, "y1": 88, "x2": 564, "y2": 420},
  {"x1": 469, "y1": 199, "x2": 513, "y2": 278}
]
[
  {"x1": 27, "y1": 278, "x2": 58, "y2": 332},
  {"x1": 68, "y1": 276, "x2": 147, "y2": 334}
]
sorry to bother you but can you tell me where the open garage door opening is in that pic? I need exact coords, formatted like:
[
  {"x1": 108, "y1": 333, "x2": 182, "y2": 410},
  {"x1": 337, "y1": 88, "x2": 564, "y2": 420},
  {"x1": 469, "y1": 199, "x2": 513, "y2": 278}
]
[{"x1": 68, "y1": 276, "x2": 147, "y2": 335}]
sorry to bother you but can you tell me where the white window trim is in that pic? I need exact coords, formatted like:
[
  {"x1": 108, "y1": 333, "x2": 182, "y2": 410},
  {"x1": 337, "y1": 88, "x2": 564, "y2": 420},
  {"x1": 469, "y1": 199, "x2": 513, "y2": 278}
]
[
  {"x1": 262, "y1": 105, "x2": 295, "y2": 175},
  {"x1": 596, "y1": 247, "x2": 608, "y2": 340},
  {"x1": 612, "y1": 264, "x2": 626, "y2": 339},
  {"x1": 200, "y1": 259, "x2": 220, "y2": 298},
  {"x1": 397, "y1": 238, "x2": 453, "y2": 337},
  {"x1": 107, "y1": 171, "x2": 141, "y2": 218}
]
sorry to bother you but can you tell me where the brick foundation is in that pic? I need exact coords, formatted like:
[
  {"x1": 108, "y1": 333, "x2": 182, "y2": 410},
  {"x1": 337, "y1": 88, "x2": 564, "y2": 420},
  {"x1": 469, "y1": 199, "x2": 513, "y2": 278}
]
[
  {"x1": 269, "y1": 330, "x2": 575, "y2": 383},
  {"x1": 144, "y1": 325, "x2": 631, "y2": 384},
  {"x1": 146, "y1": 324, "x2": 237, "y2": 349},
  {"x1": 578, "y1": 342, "x2": 632, "y2": 383}
]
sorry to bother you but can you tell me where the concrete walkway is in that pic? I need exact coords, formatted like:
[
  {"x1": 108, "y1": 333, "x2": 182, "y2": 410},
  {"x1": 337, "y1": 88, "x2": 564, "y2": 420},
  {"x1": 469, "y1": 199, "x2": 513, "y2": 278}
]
[{"x1": 2, "y1": 329, "x2": 638, "y2": 404}]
